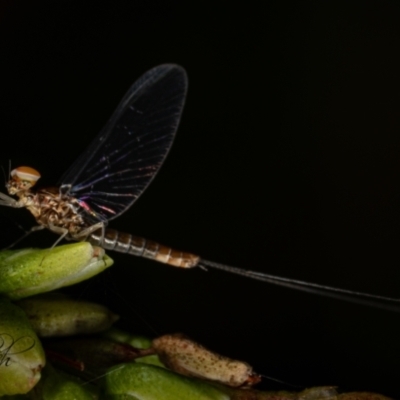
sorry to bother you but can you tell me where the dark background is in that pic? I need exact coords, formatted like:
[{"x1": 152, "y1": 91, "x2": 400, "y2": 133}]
[{"x1": 0, "y1": 1, "x2": 400, "y2": 397}]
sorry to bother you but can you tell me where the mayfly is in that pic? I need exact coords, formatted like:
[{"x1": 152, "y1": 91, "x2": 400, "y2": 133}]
[{"x1": 0, "y1": 64, "x2": 398, "y2": 310}]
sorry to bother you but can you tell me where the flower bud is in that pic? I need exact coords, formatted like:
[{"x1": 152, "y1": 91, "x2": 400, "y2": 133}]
[
  {"x1": 0, "y1": 243, "x2": 113, "y2": 300},
  {"x1": 17, "y1": 294, "x2": 119, "y2": 337},
  {"x1": 0, "y1": 298, "x2": 45, "y2": 396},
  {"x1": 104, "y1": 363, "x2": 230, "y2": 400},
  {"x1": 152, "y1": 333, "x2": 260, "y2": 387},
  {"x1": 36, "y1": 364, "x2": 98, "y2": 400}
]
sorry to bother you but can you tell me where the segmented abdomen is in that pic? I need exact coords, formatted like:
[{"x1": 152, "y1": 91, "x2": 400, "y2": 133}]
[{"x1": 89, "y1": 228, "x2": 199, "y2": 268}]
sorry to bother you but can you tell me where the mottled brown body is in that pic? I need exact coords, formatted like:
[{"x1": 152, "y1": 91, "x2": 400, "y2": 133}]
[
  {"x1": 15, "y1": 187, "x2": 87, "y2": 236},
  {"x1": 10, "y1": 186, "x2": 199, "y2": 269}
]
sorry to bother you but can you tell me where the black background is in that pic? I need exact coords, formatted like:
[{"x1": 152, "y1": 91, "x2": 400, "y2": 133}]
[{"x1": 0, "y1": 1, "x2": 400, "y2": 398}]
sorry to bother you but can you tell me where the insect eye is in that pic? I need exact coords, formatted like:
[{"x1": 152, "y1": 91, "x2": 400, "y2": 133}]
[{"x1": 10, "y1": 166, "x2": 41, "y2": 188}]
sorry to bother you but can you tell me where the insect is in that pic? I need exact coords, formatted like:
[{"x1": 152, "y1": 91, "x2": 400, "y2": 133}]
[
  {"x1": 0, "y1": 65, "x2": 199, "y2": 268},
  {"x1": 0, "y1": 64, "x2": 398, "y2": 311}
]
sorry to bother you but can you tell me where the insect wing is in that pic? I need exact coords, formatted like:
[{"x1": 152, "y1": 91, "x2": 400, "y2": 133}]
[{"x1": 59, "y1": 64, "x2": 188, "y2": 222}]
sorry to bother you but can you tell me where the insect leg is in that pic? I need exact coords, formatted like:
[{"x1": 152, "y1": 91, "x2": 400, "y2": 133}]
[
  {"x1": 0, "y1": 192, "x2": 20, "y2": 207},
  {"x1": 5, "y1": 225, "x2": 45, "y2": 249},
  {"x1": 69, "y1": 222, "x2": 105, "y2": 242},
  {"x1": 47, "y1": 224, "x2": 71, "y2": 248}
]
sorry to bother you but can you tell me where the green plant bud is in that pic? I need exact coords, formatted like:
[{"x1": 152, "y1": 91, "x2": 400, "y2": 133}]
[
  {"x1": 0, "y1": 243, "x2": 113, "y2": 300},
  {"x1": 0, "y1": 298, "x2": 45, "y2": 396},
  {"x1": 208, "y1": 386, "x2": 339, "y2": 400},
  {"x1": 102, "y1": 328, "x2": 163, "y2": 368},
  {"x1": 45, "y1": 338, "x2": 141, "y2": 371},
  {"x1": 336, "y1": 393, "x2": 392, "y2": 400},
  {"x1": 17, "y1": 294, "x2": 119, "y2": 337},
  {"x1": 103, "y1": 328, "x2": 152, "y2": 349},
  {"x1": 37, "y1": 364, "x2": 98, "y2": 400},
  {"x1": 103, "y1": 362, "x2": 230, "y2": 400}
]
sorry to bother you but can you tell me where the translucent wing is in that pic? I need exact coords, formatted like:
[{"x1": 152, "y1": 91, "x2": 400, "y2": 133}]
[{"x1": 59, "y1": 64, "x2": 188, "y2": 222}]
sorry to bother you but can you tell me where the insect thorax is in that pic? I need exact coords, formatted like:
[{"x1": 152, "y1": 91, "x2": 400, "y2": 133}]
[{"x1": 28, "y1": 187, "x2": 88, "y2": 235}]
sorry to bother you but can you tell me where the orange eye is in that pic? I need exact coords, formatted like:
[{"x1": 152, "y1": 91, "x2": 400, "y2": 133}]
[{"x1": 10, "y1": 166, "x2": 41, "y2": 186}]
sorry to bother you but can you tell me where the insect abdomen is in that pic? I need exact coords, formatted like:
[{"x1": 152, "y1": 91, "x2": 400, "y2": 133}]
[{"x1": 89, "y1": 228, "x2": 199, "y2": 269}]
